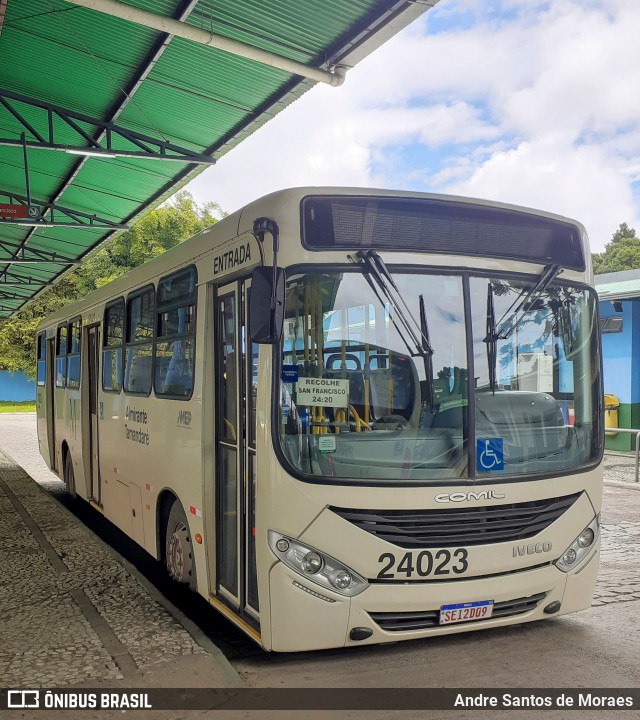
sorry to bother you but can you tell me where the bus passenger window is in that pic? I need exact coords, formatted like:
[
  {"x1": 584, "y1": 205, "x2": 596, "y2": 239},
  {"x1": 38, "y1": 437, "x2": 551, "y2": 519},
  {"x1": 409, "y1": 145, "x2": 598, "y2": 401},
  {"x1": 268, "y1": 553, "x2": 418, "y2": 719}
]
[
  {"x1": 103, "y1": 300, "x2": 124, "y2": 392},
  {"x1": 154, "y1": 268, "x2": 196, "y2": 398},
  {"x1": 124, "y1": 288, "x2": 154, "y2": 395},
  {"x1": 67, "y1": 319, "x2": 81, "y2": 388},
  {"x1": 55, "y1": 325, "x2": 67, "y2": 388}
]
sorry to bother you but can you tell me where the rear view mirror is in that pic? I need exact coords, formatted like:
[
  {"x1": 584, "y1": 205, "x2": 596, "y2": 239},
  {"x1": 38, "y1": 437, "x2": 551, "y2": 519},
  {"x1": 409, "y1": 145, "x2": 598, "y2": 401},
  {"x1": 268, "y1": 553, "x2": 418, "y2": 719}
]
[{"x1": 249, "y1": 266, "x2": 285, "y2": 344}]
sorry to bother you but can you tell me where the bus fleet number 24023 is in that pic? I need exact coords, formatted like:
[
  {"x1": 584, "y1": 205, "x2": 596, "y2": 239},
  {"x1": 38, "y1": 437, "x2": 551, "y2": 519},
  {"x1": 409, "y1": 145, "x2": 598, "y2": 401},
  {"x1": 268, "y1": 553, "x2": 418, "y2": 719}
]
[{"x1": 377, "y1": 548, "x2": 469, "y2": 579}]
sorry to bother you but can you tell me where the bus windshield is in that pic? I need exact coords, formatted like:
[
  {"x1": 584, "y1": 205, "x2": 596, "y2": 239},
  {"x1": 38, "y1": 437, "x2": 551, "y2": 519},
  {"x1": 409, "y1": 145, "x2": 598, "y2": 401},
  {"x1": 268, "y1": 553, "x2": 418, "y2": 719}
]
[{"x1": 277, "y1": 270, "x2": 601, "y2": 484}]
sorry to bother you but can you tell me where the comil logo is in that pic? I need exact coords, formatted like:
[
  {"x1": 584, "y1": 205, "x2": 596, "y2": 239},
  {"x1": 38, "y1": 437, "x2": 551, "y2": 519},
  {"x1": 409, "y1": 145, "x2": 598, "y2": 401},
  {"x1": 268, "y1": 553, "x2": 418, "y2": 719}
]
[
  {"x1": 435, "y1": 490, "x2": 506, "y2": 504},
  {"x1": 8, "y1": 690, "x2": 40, "y2": 709}
]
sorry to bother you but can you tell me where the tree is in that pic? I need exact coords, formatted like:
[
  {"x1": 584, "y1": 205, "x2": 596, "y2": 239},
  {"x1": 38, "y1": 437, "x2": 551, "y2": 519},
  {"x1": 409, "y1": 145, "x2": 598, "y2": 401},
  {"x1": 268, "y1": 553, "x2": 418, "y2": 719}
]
[
  {"x1": 75, "y1": 192, "x2": 223, "y2": 295},
  {"x1": 592, "y1": 223, "x2": 640, "y2": 275},
  {"x1": 610, "y1": 222, "x2": 637, "y2": 245},
  {"x1": 0, "y1": 192, "x2": 222, "y2": 378},
  {"x1": 0, "y1": 276, "x2": 79, "y2": 378}
]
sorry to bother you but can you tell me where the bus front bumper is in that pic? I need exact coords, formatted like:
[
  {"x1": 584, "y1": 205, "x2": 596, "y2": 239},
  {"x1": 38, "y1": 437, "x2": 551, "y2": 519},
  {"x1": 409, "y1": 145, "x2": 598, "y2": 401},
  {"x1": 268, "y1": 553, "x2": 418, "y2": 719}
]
[{"x1": 267, "y1": 544, "x2": 599, "y2": 652}]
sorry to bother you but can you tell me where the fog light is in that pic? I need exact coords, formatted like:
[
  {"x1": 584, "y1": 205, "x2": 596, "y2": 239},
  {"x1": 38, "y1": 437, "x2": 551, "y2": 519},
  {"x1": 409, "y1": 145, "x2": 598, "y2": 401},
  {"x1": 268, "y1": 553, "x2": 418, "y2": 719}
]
[
  {"x1": 350, "y1": 627, "x2": 373, "y2": 641},
  {"x1": 577, "y1": 528, "x2": 595, "y2": 548},
  {"x1": 276, "y1": 538, "x2": 289, "y2": 553},
  {"x1": 332, "y1": 570, "x2": 352, "y2": 589},
  {"x1": 562, "y1": 549, "x2": 577, "y2": 566},
  {"x1": 544, "y1": 601, "x2": 561, "y2": 615},
  {"x1": 302, "y1": 551, "x2": 323, "y2": 574}
]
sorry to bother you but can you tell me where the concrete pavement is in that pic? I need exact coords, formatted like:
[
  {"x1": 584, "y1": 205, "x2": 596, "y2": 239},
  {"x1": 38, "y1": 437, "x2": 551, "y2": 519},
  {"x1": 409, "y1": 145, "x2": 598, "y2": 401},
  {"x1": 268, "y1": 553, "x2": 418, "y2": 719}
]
[{"x1": 0, "y1": 442, "x2": 241, "y2": 691}]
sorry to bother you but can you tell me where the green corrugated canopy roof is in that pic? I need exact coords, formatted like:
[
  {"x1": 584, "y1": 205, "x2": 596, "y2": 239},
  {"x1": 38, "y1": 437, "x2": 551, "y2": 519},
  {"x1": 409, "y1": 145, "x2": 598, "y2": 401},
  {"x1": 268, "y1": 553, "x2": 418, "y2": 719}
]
[{"x1": 0, "y1": 0, "x2": 439, "y2": 317}]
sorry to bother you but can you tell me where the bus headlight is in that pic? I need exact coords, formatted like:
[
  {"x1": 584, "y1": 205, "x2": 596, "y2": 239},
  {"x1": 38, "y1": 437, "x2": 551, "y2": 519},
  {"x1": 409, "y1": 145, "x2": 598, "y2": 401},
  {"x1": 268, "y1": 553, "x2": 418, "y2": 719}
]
[
  {"x1": 268, "y1": 530, "x2": 368, "y2": 597},
  {"x1": 577, "y1": 528, "x2": 595, "y2": 548},
  {"x1": 302, "y1": 551, "x2": 323, "y2": 574},
  {"x1": 555, "y1": 515, "x2": 600, "y2": 573}
]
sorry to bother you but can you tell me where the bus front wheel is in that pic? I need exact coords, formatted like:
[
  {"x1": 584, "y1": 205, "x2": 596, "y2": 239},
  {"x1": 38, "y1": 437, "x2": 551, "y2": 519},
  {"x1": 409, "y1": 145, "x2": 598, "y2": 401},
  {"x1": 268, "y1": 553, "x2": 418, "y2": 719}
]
[
  {"x1": 63, "y1": 450, "x2": 76, "y2": 499},
  {"x1": 165, "y1": 501, "x2": 196, "y2": 591}
]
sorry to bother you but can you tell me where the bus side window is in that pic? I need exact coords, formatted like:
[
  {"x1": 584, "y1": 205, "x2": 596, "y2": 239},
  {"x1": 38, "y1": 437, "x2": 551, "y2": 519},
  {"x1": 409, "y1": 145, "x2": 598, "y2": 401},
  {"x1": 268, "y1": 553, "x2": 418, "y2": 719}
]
[
  {"x1": 56, "y1": 325, "x2": 67, "y2": 388},
  {"x1": 103, "y1": 299, "x2": 124, "y2": 392},
  {"x1": 154, "y1": 267, "x2": 196, "y2": 399},
  {"x1": 67, "y1": 318, "x2": 81, "y2": 388},
  {"x1": 124, "y1": 287, "x2": 154, "y2": 396},
  {"x1": 37, "y1": 332, "x2": 46, "y2": 386}
]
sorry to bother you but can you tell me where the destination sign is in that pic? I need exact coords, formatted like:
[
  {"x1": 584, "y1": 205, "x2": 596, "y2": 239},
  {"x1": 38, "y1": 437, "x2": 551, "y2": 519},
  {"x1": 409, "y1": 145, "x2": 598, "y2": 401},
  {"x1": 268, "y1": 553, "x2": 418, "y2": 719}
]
[{"x1": 297, "y1": 377, "x2": 349, "y2": 408}]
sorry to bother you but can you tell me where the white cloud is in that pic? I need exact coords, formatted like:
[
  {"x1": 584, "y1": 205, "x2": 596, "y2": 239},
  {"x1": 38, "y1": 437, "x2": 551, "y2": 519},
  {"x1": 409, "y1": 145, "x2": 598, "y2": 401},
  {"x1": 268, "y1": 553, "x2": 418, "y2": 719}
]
[
  {"x1": 444, "y1": 139, "x2": 637, "y2": 245},
  {"x1": 185, "y1": 0, "x2": 640, "y2": 252}
]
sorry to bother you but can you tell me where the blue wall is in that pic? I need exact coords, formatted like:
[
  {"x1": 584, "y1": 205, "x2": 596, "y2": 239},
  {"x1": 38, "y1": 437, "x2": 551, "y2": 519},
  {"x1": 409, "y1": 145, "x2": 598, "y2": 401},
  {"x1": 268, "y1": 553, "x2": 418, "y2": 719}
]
[
  {"x1": 0, "y1": 370, "x2": 35, "y2": 401},
  {"x1": 599, "y1": 299, "x2": 637, "y2": 404},
  {"x1": 599, "y1": 298, "x2": 640, "y2": 449}
]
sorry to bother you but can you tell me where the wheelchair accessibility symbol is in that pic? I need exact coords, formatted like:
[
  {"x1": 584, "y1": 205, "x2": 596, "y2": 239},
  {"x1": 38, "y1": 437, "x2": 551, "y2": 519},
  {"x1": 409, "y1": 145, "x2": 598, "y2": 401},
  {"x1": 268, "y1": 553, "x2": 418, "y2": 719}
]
[{"x1": 477, "y1": 438, "x2": 504, "y2": 472}]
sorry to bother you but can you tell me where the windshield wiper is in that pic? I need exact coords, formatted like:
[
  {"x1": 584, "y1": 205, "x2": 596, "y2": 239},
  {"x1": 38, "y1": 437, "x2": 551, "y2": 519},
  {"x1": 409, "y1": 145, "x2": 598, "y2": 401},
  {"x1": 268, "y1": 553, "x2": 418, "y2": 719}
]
[
  {"x1": 497, "y1": 263, "x2": 561, "y2": 339},
  {"x1": 484, "y1": 264, "x2": 562, "y2": 393},
  {"x1": 351, "y1": 252, "x2": 414, "y2": 358},
  {"x1": 419, "y1": 293, "x2": 435, "y2": 411},
  {"x1": 484, "y1": 282, "x2": 499, "y2": 393},
  {"x1": 558, "y1": 289, "x2": 575, "y2": 353},
  {"x1": 353, "y1": 250, "x2": 435, "y2": 409}
]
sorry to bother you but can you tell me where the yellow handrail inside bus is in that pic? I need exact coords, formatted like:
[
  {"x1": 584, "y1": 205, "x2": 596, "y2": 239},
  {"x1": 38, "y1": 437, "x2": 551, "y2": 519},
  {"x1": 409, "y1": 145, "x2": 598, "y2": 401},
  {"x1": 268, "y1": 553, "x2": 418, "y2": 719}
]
[
  {"x1": 349, "y1": 405, "x2": 370, "y2": 432},
  {"x1": 224, "y1": 418, "x2": 236, "y2": 441}
]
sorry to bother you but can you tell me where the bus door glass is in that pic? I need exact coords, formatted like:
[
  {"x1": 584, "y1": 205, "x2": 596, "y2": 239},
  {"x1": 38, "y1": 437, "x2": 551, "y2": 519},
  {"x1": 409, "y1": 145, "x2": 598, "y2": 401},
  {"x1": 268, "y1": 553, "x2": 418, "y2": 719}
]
[
  {"x1": 45, "y1": 336, "x2": 57, "y2": 470},
  {"x1": 214, "y1": 280, "x2": 259, "y2": 621}
]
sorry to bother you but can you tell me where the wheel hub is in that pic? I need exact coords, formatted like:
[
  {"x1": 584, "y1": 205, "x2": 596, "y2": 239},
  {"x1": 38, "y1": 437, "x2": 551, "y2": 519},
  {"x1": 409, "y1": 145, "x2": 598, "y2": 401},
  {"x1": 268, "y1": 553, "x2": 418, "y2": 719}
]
[{"x1": 167, "y1": 522, "x2": 192, "y2": 583}]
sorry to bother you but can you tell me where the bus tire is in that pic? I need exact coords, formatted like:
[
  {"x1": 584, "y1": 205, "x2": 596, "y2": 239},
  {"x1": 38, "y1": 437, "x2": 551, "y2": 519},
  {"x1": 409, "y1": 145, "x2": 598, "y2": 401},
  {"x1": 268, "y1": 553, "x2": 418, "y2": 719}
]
[
  {"x1": 165, "y1": 501, "x2": 196, "y2": 591},
  {"x1": 63, "y1": 449, "x2": 76, "y2": 499}
]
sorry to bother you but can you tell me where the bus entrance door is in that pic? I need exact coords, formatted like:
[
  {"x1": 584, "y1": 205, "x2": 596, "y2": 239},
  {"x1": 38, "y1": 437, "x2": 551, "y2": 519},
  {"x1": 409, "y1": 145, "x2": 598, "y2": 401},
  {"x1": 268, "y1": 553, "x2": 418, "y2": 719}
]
[
  {"x1": 214, "y1": 280, "x2": 259, "y2": 628},
  {"x1": 85, "y1": 324, "x2": 101, "y2": 505}
]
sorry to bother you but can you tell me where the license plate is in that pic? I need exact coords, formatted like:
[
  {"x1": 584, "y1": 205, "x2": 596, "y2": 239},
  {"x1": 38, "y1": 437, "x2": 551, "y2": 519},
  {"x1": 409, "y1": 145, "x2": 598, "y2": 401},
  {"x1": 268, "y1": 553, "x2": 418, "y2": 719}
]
[{"x1": 439, "y1": 600, "x2": 493, "y2": 625}]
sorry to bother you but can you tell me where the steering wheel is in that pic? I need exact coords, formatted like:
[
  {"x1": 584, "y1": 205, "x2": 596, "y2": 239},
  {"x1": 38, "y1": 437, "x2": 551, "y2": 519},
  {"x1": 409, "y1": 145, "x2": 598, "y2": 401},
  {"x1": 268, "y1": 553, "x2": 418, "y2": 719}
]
[{"x1": 372, "y1": 414, "x2": 409, "y2": 431}]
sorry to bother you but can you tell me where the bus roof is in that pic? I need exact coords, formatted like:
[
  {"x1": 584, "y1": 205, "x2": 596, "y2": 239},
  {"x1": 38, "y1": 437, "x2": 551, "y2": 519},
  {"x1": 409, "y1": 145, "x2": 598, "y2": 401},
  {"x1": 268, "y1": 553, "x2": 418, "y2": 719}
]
[{"x1": 38, "y1": 187, "x2": 589, "y2": 330}]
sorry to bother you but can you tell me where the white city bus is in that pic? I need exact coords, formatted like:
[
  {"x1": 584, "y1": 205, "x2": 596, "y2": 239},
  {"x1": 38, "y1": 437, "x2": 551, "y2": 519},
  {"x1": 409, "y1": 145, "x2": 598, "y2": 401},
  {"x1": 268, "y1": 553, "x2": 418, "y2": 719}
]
[{"x1": 36, "y1": 188, "x2": 603, "y2": 652}]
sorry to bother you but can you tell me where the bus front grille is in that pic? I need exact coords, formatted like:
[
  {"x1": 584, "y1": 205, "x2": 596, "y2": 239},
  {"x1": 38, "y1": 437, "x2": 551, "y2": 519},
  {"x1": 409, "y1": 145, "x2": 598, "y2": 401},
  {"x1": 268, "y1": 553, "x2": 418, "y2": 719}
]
[
  {"x1": 369, "y1": 592, "x2": 548, "y2": 632},
  {"x1": 330, "y1": 493, "x2": 581, "y2": 548}
]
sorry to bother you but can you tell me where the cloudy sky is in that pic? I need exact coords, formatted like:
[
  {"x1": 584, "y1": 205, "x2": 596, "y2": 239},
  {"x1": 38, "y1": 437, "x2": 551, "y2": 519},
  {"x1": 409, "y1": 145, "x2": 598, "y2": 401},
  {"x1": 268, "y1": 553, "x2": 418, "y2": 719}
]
[{"x1": 185, "y1": 0, "x2": 640, "y2": 252}]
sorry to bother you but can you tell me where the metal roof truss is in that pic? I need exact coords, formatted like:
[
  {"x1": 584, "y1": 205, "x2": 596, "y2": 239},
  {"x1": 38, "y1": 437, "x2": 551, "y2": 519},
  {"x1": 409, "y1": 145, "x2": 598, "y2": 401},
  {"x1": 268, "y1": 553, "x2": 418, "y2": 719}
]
[
  {"x1": 0, "y1": 190, "x2": 128, "y2": 231},
  {"x1": 0, "y1": 89, "x2": 217, "y2": 163},
  {"x1": 0, "y1": 0, "x2": 440, "y2": 318}
]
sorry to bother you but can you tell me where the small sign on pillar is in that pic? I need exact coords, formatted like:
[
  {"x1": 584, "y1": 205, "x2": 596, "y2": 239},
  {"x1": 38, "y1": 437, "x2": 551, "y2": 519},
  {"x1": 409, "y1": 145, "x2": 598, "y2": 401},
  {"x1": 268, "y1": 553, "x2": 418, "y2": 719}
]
[{"x1": 0, "y1": 204, "x2": 28, "y2": 218}]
